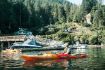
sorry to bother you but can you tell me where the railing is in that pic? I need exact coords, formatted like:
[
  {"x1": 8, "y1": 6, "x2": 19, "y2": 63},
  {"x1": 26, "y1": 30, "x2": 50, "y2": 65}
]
[{"x1": 0, "y1": 35, "x2": 25, "y2": 42}]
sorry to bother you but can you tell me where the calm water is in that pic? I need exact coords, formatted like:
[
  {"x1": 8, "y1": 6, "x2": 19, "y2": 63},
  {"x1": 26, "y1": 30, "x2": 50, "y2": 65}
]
[{"x1": 0, "y1": 48, "x2": 105, "y2": 70}]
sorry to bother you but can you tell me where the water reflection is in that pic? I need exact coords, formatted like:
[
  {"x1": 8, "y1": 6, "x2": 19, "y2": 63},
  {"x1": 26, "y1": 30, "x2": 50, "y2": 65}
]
[
  {"x1": 23, "y1": 59, "x2": 72, "y2": 70},
  {"x1": 87, "y1": 48, "x2": 105, "y2": 70},
  {"x1": 23, "y1": 58, "x2": 89, "y2": 70},
  {"x1": 0, "y1": 60, "x2": 24, "y2": 70},
  {"x1": 0, "y1": 48, "x2": 105, "y2": 70}
]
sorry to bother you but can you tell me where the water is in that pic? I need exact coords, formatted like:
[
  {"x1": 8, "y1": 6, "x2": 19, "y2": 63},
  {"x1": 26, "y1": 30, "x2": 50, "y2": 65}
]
[{"x1": 0, "y1": 48, "x2": 105, "y2": 70}]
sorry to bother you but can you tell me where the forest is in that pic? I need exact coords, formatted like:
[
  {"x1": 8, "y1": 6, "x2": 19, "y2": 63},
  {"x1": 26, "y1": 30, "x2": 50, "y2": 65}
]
[{"x1": 0, "y1": 0, "x2": 105, "y2": 44}]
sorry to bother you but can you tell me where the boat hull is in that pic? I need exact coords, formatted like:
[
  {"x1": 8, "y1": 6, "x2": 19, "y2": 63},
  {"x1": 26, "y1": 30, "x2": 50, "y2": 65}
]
[
  {"x1": 11, "y1": 45, "x2": 42, "y2": 49},
  {"x1": 21, "y1": 53, "x2": 87, "y2": 61}
]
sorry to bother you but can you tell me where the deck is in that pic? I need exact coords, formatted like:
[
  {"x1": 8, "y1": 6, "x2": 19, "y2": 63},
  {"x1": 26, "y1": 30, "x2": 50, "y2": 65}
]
[{"x1": 0, "y1": 35, "x2": 25, "y2": 42}]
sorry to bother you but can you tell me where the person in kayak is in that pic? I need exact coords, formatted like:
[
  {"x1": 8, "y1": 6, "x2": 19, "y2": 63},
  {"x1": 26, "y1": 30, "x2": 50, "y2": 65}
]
[{"x1": 64, "y1": 43, "x2": 72, "y2": 54}]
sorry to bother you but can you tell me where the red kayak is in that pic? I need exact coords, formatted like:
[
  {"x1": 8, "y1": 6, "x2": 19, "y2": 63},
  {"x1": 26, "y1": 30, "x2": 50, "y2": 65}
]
[{"x1": 21, "y1": 53, "x2": 87, "y2": 61}]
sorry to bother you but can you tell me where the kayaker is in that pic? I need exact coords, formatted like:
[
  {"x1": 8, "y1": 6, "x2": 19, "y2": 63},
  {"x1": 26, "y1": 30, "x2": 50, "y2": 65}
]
[{"x1": 64, "y1": 43, "x2": 71, "y2": 54}]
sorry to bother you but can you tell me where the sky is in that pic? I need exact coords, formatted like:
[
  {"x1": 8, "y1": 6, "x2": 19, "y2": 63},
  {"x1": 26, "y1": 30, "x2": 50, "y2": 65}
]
[
  {"x1": 67, "y1": 0, "x2": 105, "y2": 5},
  {"x1": 67, "y1": 0, "x2": 82, "y2": 5}
]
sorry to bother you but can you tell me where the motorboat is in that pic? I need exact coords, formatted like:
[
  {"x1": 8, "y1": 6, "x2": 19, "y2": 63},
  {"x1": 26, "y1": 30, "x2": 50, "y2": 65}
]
[
  {"x1": 10, "y1": 33, "x2": 42, "y2": 48},
  {"x1": 72, "y1": 41, "x2": 87, "y2": 54},
  {"x1": 10, "y1": 40, "x2": 42, "y2": 48}
]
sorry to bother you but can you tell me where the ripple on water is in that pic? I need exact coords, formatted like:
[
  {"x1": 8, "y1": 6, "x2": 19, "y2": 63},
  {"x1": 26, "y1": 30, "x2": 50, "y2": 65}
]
[
  {"x1": 0, "y1": 48, "x2": 105, "y2": 70},
  {"x1": 0, "y1": 59, "x2": 25, "y2": 70}
]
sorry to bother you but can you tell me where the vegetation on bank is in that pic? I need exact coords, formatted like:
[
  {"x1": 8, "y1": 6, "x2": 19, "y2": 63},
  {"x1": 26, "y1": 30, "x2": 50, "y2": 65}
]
[
  {"x1": 41, "y1": 22, "x2": 105, "y2": 45},
  {"x1": 0, "y1": 0, "x2": 105, "y2": 44}
]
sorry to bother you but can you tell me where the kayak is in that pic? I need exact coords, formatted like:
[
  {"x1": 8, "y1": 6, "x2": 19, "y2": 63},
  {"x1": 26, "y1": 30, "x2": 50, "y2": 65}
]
[{"x1": 21, "y1": 53, "x2": 87, "y2": 61}]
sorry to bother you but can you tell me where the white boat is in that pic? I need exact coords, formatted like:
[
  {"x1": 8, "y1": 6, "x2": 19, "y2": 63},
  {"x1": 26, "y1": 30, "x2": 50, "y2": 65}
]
[
  {"x1": 73, "y1": 41, "x2": 87, "y2": 54},
  {"x1": 10, "y1": 33, "x2": 42, "y2": 48}
]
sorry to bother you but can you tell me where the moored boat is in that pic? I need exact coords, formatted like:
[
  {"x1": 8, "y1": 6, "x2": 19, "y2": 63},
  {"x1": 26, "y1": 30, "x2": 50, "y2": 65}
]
[{"x1": 10, "y1": 32, "x2": 42, "y2": 49}]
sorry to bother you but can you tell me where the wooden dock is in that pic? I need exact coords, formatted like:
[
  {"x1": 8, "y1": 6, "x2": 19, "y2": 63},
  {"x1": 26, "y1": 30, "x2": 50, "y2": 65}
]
[
  {"x1": 0, "y1": 35, "x2": 25, "y2": 42},
  {"x1": 0, "y1": 35, "x2": 26, "y2": 49}
]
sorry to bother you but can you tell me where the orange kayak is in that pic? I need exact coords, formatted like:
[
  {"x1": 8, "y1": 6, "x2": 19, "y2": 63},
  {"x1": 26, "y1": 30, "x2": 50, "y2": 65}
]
[{"x1": 21, "y1": 53, "x2": 87, "y2": 61}]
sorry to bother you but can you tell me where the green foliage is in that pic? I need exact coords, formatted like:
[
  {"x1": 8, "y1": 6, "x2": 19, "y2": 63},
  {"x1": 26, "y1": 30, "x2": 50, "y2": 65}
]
[
  {"x1": 1, "y1": 0, "x2": 105, "y2": 45},
  {"x1": 81, "y1": 0, "x2": 97, "y2": 13},
  {"x1": 74, "y1": 0, "x2": 97, "y2": 23},
  {"x1": 92, "y1": 5, "x2": 105, "y2": 27},
  {"x1": 0, "y1": 0, "x2": 77, "y2": 34}
]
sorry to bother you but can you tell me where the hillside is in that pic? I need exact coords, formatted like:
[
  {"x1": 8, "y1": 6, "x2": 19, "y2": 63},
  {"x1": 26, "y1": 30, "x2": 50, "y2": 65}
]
[
  {"x1": 41, "y1": 22, "x2": 105, "y2": 45},
  {"x1": 0, "y1": 0, "x2": 105, "y2": 44}
]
